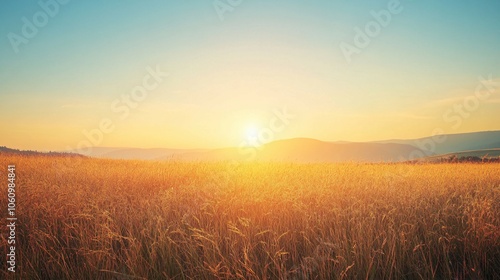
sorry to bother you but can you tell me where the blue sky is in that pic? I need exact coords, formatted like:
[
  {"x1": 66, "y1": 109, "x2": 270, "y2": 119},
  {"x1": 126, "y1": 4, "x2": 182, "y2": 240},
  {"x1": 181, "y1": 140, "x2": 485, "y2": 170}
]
[{"x1": 1, "y1": 0, "x2": 499, "y2": 150}]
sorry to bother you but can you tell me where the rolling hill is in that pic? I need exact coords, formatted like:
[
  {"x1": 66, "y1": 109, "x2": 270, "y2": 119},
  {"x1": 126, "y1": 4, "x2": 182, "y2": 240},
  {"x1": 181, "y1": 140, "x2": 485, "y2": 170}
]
[
  {"x1": 373, "y1": 130, "x2": 500, "y2": 155},
  {"x1": 251, "y1": 138, "x2": 426, "y2": 162},
  {"x1": 41, "y1": 130, "x2": 500, "y2": 162},
  {"x1": 155, "y1": 138, "x2": 427, "y2": 163}
]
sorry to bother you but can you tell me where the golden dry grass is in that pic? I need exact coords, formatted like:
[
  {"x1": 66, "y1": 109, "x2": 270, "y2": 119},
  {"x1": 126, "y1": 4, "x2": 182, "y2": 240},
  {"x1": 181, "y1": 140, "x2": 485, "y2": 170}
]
[{"x1": 1, "y1": 155, "x2": 499, "y2": 279}]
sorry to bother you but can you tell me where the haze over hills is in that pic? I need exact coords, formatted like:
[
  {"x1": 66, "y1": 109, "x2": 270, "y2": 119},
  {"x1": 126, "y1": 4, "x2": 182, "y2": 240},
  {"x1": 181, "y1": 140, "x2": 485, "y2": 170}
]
[
  {"x1": 151, "y1": 138, "x2": 427, "y2": 163},
  {"x1": 373, "y1": 130, "x2": 500, "y2": 155},
  {"x1": 245, "y1": 138, "x2": 425, "y2": 163},
  {"x1": 3, "y1": 130, "x2": 496, "y2": 163},
  {"x1": 73, "y1": 147, "x2": 209, "y2": 160}
]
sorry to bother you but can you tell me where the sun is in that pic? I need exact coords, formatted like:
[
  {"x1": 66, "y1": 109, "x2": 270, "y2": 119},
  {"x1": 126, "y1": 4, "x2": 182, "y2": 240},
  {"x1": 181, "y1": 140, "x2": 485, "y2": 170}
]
[{"x1": 245, "y1": 125, "x2": 260, "y2": 145}]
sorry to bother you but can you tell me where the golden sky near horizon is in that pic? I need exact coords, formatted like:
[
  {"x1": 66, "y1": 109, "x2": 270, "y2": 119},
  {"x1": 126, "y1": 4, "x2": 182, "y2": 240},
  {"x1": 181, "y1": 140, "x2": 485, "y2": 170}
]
[{"x1": 1, "y1": 1, "x2": 499, "y2": 151}]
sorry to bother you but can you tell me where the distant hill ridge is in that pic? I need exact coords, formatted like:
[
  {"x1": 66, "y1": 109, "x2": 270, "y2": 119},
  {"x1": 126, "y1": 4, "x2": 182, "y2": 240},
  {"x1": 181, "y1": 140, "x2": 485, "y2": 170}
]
[
  {"x1": 2, "y1": 130, "x2": 499, "y2": 162},
  {"x1": 66, "y1": 138, "x2": 429, "y2": 163},
  {"x1": 0, "y1": 146, "x2": 84, "y2": 157},
  {"x1": 73, "y1": 130, "x2": 499, "y2": 162},
  {"x1": 373, "y1": 130, "x2": 500, "y2": 155}
]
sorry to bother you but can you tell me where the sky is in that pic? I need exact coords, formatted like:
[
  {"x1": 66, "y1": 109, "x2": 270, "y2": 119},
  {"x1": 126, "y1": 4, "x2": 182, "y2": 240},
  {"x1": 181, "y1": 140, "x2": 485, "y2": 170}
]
[{"x1": 1, "y1": 0, "x2": 499, "y2": 151}]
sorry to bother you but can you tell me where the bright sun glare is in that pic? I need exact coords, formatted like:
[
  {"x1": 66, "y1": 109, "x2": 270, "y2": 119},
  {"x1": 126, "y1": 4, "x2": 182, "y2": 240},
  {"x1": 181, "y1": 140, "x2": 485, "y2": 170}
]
[{"x1": 245, "y1": 125, "x2": 259, "y2": 145}]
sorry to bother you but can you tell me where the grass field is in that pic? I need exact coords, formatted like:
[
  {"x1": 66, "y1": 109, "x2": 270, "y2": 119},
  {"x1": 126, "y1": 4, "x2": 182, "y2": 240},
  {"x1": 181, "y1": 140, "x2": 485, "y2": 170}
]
[{"x1": 1, "y1": 155, "x2": 499, "y2": 279}]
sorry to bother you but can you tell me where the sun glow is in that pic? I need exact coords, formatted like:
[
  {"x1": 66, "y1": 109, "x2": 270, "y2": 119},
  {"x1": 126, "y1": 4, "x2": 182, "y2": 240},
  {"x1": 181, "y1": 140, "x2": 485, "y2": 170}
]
[{"x1": 245, "y1": 125, "x2": 260, "y2": 146}]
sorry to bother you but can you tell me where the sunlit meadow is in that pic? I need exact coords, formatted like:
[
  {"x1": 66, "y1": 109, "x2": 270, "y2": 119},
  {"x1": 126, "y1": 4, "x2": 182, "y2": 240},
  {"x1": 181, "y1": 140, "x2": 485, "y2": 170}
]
[{"x1": 1, "y1": 155, "x2": 499, "y2": 279}]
